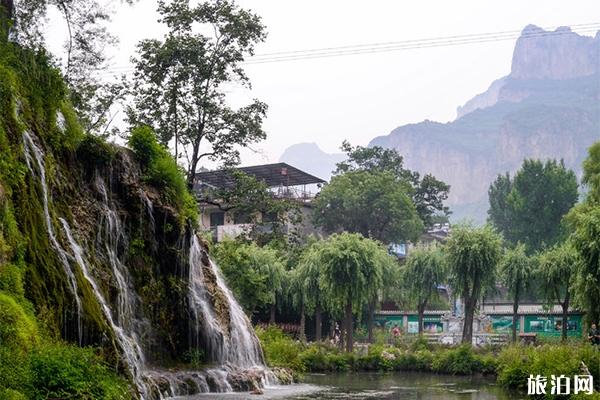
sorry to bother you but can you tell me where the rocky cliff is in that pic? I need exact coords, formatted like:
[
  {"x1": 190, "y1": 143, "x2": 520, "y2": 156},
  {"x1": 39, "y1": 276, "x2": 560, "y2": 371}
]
[{"x1": 370, "y1": 25, "x2": 600, "y2": 223}]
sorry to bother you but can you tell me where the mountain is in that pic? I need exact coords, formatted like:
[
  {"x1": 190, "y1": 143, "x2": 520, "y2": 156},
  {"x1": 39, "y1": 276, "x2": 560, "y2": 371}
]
[
  {"x1": 369, "y1": 25, "x2": 600, "y2": 223},
  {"x1": 279, "y1": 142, "x2": 346, "y2": 181}
]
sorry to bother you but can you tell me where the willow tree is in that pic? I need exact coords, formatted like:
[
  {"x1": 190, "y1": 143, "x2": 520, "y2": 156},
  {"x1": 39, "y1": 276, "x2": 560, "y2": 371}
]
[
  {"x1": 537, "y1": 243, "x2": 579, "y2": 342},
  {"x1": 567, "y1": 142, "x2": 600, "y2": 323},
  {"x1": 213, "y1": 239, "x2": 285, "y2": 320},
  {"x1": 499, "y1": 244, "x2": 533, "y2": 342},
  {"x1": 314, "y1": 233, "x2": 392, "y2": 352},
  {"x1": 402, "y1": 244, "x2": 446, "y2": 335},
  {"x1": 295, "y1": 248, "x2": 326, "y2": 341},
  {"x1": 446, "y1": 225, "x2": 501, "y2": 344}
]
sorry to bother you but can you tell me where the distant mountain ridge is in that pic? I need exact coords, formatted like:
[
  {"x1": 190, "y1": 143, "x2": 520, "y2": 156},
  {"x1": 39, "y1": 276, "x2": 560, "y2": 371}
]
[
  {"x1": 279, "y1": 142, "x2": 346, "y2": 181},
  {"x1": 280, "y1": 25, "x2": 600, "y2": 223}
]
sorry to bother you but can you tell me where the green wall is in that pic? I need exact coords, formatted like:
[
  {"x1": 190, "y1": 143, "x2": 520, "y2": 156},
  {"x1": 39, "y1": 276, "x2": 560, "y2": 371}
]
[{"x1": 523, "y1": 315, "x2": 583, "y2": 337}]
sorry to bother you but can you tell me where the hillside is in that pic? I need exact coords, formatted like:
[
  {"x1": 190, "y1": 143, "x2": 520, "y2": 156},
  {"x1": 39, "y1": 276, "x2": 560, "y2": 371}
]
[{"x1": 370, "y1": 25, "x2": 600, "y2": 223}]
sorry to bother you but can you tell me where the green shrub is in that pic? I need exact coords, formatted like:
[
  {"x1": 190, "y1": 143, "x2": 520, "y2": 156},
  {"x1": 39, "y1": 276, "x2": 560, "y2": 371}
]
[
  {"x1": 77, "y1": 134, "x2": 116, "y2": 167},
  {"x1": 29, "y1": 342, "x2": 130, "y2": 400},
  {"x1": 256, "y1": 326, "x2": 305, "y2": 372},
  {"x1": 432, "y1": 344, "x2": 485, "y2": 375},
  {"x1": 0, "y1": 388, "x2": 27, "y2": 400},
  {"x1": 127, "y1": 125, "x2": 198, "y2": 224},
  {"x1": 0, "y1": 292, "x2": 38, "y2": 350},
  {"x1": 496, "y1": 343, "x2": 599, "y2": 392},
  {"x1": 0, "y1": 263, "x2": 25, "y2": 298}
]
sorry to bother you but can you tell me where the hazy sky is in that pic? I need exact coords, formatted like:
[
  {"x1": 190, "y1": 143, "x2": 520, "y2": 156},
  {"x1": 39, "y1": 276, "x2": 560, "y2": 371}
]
[{"x1": 47, "y1": 0, "x2": 600, "y2": 167}]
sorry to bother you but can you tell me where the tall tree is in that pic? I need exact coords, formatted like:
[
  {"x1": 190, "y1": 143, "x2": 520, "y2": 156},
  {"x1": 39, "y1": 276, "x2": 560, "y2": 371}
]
[
  {"x1": 313, "y1": 170, "x2": 424, "y2": 244},
  {"x1": 336, "y1": 142, "x2": 450, "y2": 226},
  {"x1": 312, "y1": 233, "x2": 392, "y2": 352},
  {"x1": 401, "y1": 244, "x2": 446, "y2": 335},
  {"x1": 488, "y1": 159, "x2": 578, "y2": 252},
  {"x1": 498, "y1": 244, "x2": 533, "y2": 342},
  {"x1": 295, "y1": 248, "x2": 327, "y2": 341},
  {"x1": 537, "y1": 243, "x2": 579, "y2": 342},
  {"x1": 212, "y1": 239, "x2": 285, "y2": 319},
  {"x1": 487, "y1": 173, "x2": 512, "y2": 236},
  {"x1": 568, "y1": 142, "x2": 600, "y2": 323},
  {"x1": 8, "y1": 0, "x2": 136, "y2": 134},
  {"x1": 129, "y1": 0, "x2": 268, "y2": 186},
  {"x1": 446, "y1": 225, "x2": 501, "y2": 344}
]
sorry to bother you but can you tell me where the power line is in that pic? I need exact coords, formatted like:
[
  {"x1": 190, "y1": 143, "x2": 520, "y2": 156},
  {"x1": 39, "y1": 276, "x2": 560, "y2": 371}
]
[{"x1": 95, "y1": 23, "x2": 600, "y2": 76}]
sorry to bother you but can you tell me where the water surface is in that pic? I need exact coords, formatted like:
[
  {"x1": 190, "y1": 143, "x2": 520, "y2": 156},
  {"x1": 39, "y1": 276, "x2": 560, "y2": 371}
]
[{"x1": 188, "y1": 372, "x2": 524, "y2": 400}]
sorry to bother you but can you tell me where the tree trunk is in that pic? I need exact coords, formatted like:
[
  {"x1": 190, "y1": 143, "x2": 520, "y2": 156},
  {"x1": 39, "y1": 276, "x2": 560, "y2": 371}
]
[
  {"x1": 561, "y1": 290, "x2": 570, "y2": 342},
  {"x1": 269, "y1": 304, "x2": 276, "y2": 324},
  {"x1": 315, "y1": 303, "x2": 322, "y2": 342},
  {"x1": 512, "y1": 295, "x2": 519, "y2": 343},
  {"x1": 462, "y1": 297, "x2": 475, "y2": 345},
  {"x1": 345, "y1": 299, "x2": 353, "y2": 352},
  {"x1": 299, "y1": 303, "x2": 306, "y2": 343},
  {"x1": 418, "y1": 303, "x2": 425, "y2": 335},
  {"x1": 367, "y1": 298, "x2": 375, "y2": 343}
]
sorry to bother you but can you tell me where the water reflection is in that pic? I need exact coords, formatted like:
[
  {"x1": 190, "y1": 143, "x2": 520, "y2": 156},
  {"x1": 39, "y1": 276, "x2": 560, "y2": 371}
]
[{"x1": 189, "y1": 372, "x2": 524, "y2": 400}]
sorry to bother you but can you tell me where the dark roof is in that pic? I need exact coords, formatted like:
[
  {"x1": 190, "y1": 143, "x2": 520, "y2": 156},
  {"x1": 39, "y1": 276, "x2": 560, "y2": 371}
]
[{"x1": 194, "y1": 162, "x2": 326, "y2": 189}]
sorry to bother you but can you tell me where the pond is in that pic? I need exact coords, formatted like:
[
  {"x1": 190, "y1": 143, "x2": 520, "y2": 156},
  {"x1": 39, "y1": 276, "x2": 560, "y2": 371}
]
[{"x1": 187, "y1": 372, "x2": 524, "y2": 400}]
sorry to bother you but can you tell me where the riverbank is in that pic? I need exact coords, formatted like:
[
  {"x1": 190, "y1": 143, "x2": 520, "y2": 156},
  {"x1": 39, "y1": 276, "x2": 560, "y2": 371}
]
[{"x1": 257, "y1": 327, "x2": 600, "y2": 398}]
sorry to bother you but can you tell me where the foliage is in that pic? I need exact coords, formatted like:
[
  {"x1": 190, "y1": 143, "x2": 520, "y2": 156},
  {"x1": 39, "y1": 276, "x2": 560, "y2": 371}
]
[
  {"x1": 257, "y1": 328, "x2": 498, "y2": 376},
  {"x1": 313, "y1": 170, "x2": 424, "y2": 244},
  {"x1": 77, "y1": 134, "x2": 116, "y2": 167},
  {"x1": 127, "y1": 125, "x2": 198, "y2": 224},
  {"x1": 488, "y1": 159, "x2": 578, "y2": 252},
  {"x1": 335, "y1": 142, "x2": 450, "y2": 226},
  {"x1": 446, "y1": 225, "x2": 502, "y2": 343},
  {"x1": 499, "y1": 244, "x2": 534, "y2": 341},
  {"x1": 256, "y1": 325, "x2": 304, "y2": 373},
  {"x1": 129, "y1": 0, "x2": 268, "y2": 185},
  {"x1": 569, "y1": 142, "x2": 600, "y2": 323},
  {"x1": 497, "y1": 343, "x2": 600, "y2": 395},
  {"x1": 213, "y1": 239, "x2": 286, "y2": 317},
  {"x1": 309, "y1": 232, "x2": 396, "y2": 351},
  {"x1": 199, "y1": 169, "x2": 300, "y2": 243},
  {"x1": 28, "y1": 342, "x2": 130, "y2": 400},
  {"x1": 400, "y1": 243, "x2": 446, "y2": 333},
  {"x1": 11, "y1": 0, "x2": 136, "y2": 135}
]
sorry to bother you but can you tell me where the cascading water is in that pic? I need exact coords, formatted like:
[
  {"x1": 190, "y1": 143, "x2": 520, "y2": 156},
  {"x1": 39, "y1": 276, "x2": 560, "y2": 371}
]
[
  {"x1": 22, "y1": 129, "x2": 278, "y2": 399},
  {"x1": 22, "y1": 131, "x2": 83, "y2": 343},
  {"x1": 59, "y1": 218, "x2": 150, "y2": 399}
]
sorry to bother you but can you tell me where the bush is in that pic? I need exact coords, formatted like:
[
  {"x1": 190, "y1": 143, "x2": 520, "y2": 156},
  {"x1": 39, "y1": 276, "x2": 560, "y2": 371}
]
[
  {"x1": 496, "y1": 343, "x2": 599, "y2": 392},
  {"x1": 29, "y1": 342, "x2": 130, "y2": 400},
  {"x1": 256, "y1": 326, "x2": 305, "y2": 372},
  {"x1": 0, "y1": 293, "x2": 38, "y2": 350},
  {"x1": 77, "y1": 134, "x2": 116, "y2": 167},
  {"x1": 127, "y1": 125, "x2": 198, "y2": 224},
  {"x1": 432, "y1": 345, "x2": 482, "y2": 375}
]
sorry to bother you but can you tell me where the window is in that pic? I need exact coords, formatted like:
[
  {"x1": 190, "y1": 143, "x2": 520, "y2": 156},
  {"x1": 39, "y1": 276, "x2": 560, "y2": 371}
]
[
  {"x1": 234, "y1": 212, "x2": 252, "y2": 224},
  {"x1": 210, "y1": 212, "x2": 225, "y2": 227}
]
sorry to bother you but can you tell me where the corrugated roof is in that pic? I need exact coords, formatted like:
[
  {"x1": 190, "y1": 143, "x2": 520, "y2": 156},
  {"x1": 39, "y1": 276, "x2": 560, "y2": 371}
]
[{"x1": 195, "y1": 162, "x2": 326, "y2": 189}]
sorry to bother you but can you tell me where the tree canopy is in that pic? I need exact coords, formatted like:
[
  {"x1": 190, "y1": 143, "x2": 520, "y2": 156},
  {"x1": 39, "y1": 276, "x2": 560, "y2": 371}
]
[
  {"x1": 536, "y1": 242, "x2": 579, "y2": 341},
  {"x1": 335, "y1": 142, "x2": 450, "y2": 226},
  {"x1": 307, "y1": 232, "x2": 394, "y2": 351},
  {"x1": 446, "y1": 225, "x2": 502, "y2": 344},
  {"x1": 312, "y1": 170, "x2": 424, "y2": 245},
  {"x1": 488, "y1": 159, "x2": 578, "y2": 252},
  {"x1": 212, "y1": 239, "x2": 285, "y2": 318},
  {"x1": 401, "y1": 243, "x2": 446, "y2": 334},
  {"x1": 129, "y1": 0, "x2": 268, "y2": 186},
  {"x1": 498, "y1": 244, "x2": 533, "y2": 342}
]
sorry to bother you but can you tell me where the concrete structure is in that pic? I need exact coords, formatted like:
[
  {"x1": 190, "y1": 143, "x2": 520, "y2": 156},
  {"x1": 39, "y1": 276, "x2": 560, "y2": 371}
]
[{"x1": 194, "y1": 163, "x2": 326, "y2": 241}]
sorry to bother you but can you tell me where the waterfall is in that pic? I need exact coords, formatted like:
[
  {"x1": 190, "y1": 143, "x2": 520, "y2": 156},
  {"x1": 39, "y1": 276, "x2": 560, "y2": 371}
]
[
  {"x1": 22, "y1": 131, "x2": 83, "y2": 343},
  {"x1": 22, "y1": 129, "x2": 276, "y2": 399},
  {"x1": 188, "y1": 235, "x2": 265, "y2": 368},
  {"x1": 59, "y1": 218, "x2": 150, "y2": 400}
]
